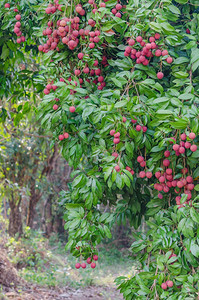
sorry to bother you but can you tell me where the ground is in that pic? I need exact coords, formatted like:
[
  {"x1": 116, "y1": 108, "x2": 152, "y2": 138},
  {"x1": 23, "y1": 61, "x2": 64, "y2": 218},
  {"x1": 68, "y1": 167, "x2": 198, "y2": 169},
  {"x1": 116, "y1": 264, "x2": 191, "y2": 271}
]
[{"x1": 0, "y1": 233, "x2": 137, "y2": 300}]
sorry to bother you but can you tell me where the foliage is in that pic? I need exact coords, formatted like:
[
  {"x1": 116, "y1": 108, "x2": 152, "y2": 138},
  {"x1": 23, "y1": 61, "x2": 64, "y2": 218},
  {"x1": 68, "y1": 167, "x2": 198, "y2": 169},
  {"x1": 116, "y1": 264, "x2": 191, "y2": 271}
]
[
  {"x1": 116, "y1": 195, "x2": 199, "y2": 299},
  {"x1": 0, "y1": 0, "x2": 199, "y2": 298}
]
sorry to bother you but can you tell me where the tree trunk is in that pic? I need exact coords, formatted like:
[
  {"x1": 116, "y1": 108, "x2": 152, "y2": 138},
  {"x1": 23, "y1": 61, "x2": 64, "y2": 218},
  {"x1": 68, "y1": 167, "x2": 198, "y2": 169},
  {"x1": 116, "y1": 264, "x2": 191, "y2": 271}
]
[
  {"x1": 26, "y1": 182, "x2": 42, "y2": 228},
  {"x1": 8, "y1": 201, "x2": 23, "y2": 237}
]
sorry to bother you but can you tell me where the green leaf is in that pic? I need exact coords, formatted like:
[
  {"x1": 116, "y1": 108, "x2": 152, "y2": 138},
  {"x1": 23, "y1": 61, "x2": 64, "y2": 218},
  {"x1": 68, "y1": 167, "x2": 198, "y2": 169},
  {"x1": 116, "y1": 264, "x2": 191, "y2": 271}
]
[
  {"x1": 190, "y1": 208, "x2": 199, "y2": 224},
  {"x1": 103, "y1": 225, "x2": 112, "y2": 238}
]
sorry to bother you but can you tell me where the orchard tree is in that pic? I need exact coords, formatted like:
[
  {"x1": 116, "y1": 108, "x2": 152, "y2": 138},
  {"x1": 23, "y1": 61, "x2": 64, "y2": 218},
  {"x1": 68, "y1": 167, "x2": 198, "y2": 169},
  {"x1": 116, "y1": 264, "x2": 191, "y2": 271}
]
[{"x1": 1, "y1": 0, "x2": 199, "y2": 298}]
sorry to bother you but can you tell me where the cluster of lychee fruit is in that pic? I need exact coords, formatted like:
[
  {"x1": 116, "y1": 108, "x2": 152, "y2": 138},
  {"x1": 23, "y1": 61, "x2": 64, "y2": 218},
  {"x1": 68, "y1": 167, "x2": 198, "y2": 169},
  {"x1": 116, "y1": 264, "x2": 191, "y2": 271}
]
[
  {"x1": 154, "y1": 131, "x2": 197, "y2": 207},
  {"x1": 161, "y1": 280, "x2": 174, "y2": 290},
  {"x1": 4, "y1": 4, "x2": 25, "y2": 44},
  {"x1": 76, "y1": 53, "x2": 106, "y2": 90},
  {"x1": 111, "y1": 3, "x2": 124, "y2": 18},
  {"x1": 75, "y1": 255, "x2": 98, "y2": 269},
  {"x1": 45, "y1": 0, "x2": 62, "y2": 14},
  {"x1": 131, "y1": 118, "x2": 148, "y2": 133},
  {"x1": 124, "y1": 34, "x2": 172, "y2": 79},
  {"x1": 137, "y1": 156, "x2": 152, "y2": 179}
]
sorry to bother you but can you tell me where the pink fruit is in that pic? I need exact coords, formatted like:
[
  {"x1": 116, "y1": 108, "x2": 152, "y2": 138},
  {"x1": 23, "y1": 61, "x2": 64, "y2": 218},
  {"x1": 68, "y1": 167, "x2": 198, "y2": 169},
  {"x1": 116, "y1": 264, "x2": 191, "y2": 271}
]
[
  {"x1": 114, "y1": 132, "x2": 120, "y2": 138},
  {"x1": 130, "y1": 170, "x2": 135, "y2": 175},
  {"x1": 155, "y1": 171, "x2": 161, "y2": 179},
  {"x1": 69, "y1": 106, "x2": 76, "y2": 113},
  {"x1": 76, "y1": 5, "x2": 82, "y2": 13},
  {"x1": 81, "y1": 263, "x2": 86, "y2": 269},
  {"x1": 185, "y1": 142, "x2": 191, "y2": 149},
  {"x1": 139, "y1": 171, "x2": 146, "y2": 178},
  {"x1": 167, "y1": 281, "x2": 173, "y2": 288},
  {"x1": 112, "y1": 152, "x2": 118, "y2": 158},
  {"x1": 75, "y1": 263, "x2": 81, "y2": 269},
  {"x1": 113, "y1": 138, "x2": 120, "y2": 144},
  {"x1": 155, "y1": 33, "x2": 160, "y2": 39},
  {"x1": 189, "y1": 132, "x2": 196, "y2": 139},
  {"x1": 187, "y1": 184, "x2": 194, "y2": 190},
  {"x1": 166, "y1": 57, "x2": 173, "y2": 64},
  {"x1": 166, "y1": 168, "x2": 172, "y2": 175},
  {"x1": 142, "y1": 126, "x2": 147, "y2": 132},
  {"x1": 64, "y1": 132, "x2": 69, "y2": 139},
  {"x1": 115, "y1": 165, "x2": 120, "y2": 172},
  {"x1": 137, "y1": 156, "x2": 144, "y2": 163},
  {"x1": 140, "y1": 161, "x2": 146, "y2": 167},
  {"x1": 159, "y1": 176, "x2": 165, "y2": 183},
  {"x1": 149, "y1": 37, "x2": 155, "y2": 42},
  {"x1": 163, "y1": 159, "x2": 170, "y2": 167},
  {"x1": 87, "y1": 257, "x2": 92, "y2": 264},
  {"x1": 190, "y1": 145, "x2": 197, "y2": 152},
  {"x1": 136, "y1": 36, "x2": 142, "y2": 43},
  {"x1": 128, "y1": 39, "x2": 135, "y2": 46},
  {"x1": 179, "y1": 147, "x2": 185, "y2": 154},
  {"x1": 161, "y1": 283, "x2": 167, "y2": 290},
  {"x1": 38, "y1": 45, "x2": 43, "y2": 51},
  {"x1": 110, "y1": 130, "x2": 115, "y2": 136},
  {"x1": 155, "y1": 49, "x2": 162, "y2": 57},
  {"x1": 5, "y1": 3, "x2": 10, "y2": 8},
  {"x1": 59, "y1": 134, "x2": 64, "y2": 141},
  {"x1": 131, "y1": 118, "x2": 137, "y2": 124},
  {"x1": 186, "y1": 176, "x2": 193, "y2": 183},
  {"x1": 186, "y1": 28, "x2": 190, "y2": 34},
  {"x1": 116, "y1": 3, "x2": 122, "y2": 10},
  {"x1": 157, "y1": 72, "x2": 164, "y2": 79},
  {"x1": 136, "y1": 125, "x2": 142, "y2": 131},
  {"x1": 172, "y1": 181, "x2": 177, "y2": 187},
  {"x1": 164, "y1": 150, "x2": 170, "y2": 158},
  {"x1": 78, "y1": 52, "x2": 84, "y2": 59},
  {"x1": 146, "y1": 171, "x2": 152, "y2": 179},
  {"x1": 158, "y1": 193, "x2": 163, "y2": 199},
  {"x1": 177, "y1": 181, "x2": 183, "y2": 188},
  {"x1": 162, "y1": 50, "x2": 168, "y2": 56},
  {"x1": 93, "y1": 255, "x2": 98, "y2": 261},
  {"x1": 173, "y1": 144, "x2": 180, "y2": 151},
  {"x1": 91, "y1": 262, "x2": 96, "y2": 269},
  {"x1": 123, "y1": 117, "x2": 127, "y2": 122},
  {"x1": 115, "y1": 12, "x2": 121, "y2": 18},
  {"x1": 176, "y1": 196, "x2": 181, "y2": 205},
  {"x1": 53, "y1": 104, "x2": 58, "y2": 110},
  {"x1": 181, "y1": 133, "x2": 187, "y2": 140},
  {"x1": 15, "y1": 14, "x2": 21, "y2": 20}
]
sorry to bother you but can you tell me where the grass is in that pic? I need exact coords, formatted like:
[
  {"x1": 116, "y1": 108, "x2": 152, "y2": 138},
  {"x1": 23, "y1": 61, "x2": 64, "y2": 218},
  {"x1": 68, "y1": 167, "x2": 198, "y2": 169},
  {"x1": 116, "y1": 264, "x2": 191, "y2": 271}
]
[{"x1": 4, "y1": 230, "x2": 138, "y2": 290}]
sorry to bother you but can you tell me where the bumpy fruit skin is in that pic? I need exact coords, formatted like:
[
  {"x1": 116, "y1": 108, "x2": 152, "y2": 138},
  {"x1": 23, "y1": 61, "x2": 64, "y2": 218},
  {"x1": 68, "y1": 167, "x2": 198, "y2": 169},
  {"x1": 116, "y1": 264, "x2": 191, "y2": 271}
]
[
  {"x1": 58, "y1": 134, "x2": 64, "y2": 141},
  {"x1": 75, "y1": 263, "x2": 81, "y2": 269},
  {"x1": 91, "y1": 262, "x2": 96, "y2": 269},
  {"x1": 69, "y1": 106, "x2": 76, "y2": 113},
  {"x1": 115, "y1": 165, "x2": 120, "y2": 172},
  {"x1": 87, "y1": 257, "x2": 92, "y2": 264},
  {"x1": 136, "y1": 125, "x2": 142, "y2": 131},
  {"x1": 139, "y1": 171, "x2": 146, "y2": 178},
  {"x1": 93, "y1": 255, "x2": 98, "y2": 261},
  {"x1": 5, "y1": 3, "x2": 10, "y2": 8},
  {"x1": 64, "y1": 132, "x2": 69, "y2": 139},
  {"x1": 110, "y1": 130, "x2": 115, "y2": 136},
  {"x1": 190, "y1": 145, "x2": 197, "y2": 152},
  {"x1": 166, "y1": 280, "x2": 173, "y2": 288},
  {"x1": 189, "y1": 132, "x2": 196, "y2": 139},
  {"x1": 157, "y1": 72, "x2": 164, "y2": 79},
  {"x1": 81, "y1": 263, "x2": 86, "y2": 269},
  {"x1": 53, "y1": 104, "x2": 58, "y2": 110},
  {"x1": 161, "y1": 283, "x2": 167, "y2": 290},
  {"x1": 15, "y1": 14, "x2": 21, "y2": 21}
]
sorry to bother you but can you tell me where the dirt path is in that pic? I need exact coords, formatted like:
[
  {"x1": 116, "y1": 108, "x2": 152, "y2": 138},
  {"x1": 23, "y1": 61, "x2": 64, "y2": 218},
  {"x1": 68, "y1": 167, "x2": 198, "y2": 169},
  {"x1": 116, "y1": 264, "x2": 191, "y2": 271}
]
[{"x1": 2, "y1": 285, "x2": 123, "y2": 300}]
